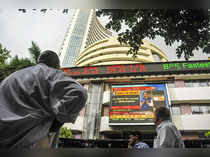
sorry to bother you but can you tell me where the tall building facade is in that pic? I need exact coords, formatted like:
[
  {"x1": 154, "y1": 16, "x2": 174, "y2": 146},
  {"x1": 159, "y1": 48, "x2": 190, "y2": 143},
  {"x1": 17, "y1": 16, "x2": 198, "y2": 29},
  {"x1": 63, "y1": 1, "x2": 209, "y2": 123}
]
[
  {"x1": 59, "y1": 10, "x2": 210, "y2": 148},
  {"x1": 62, "y1": 59, "x2": 210, "y2": 148},
  {"x1": 59, "y1": 9, "x2": 112, "y2": 68}
]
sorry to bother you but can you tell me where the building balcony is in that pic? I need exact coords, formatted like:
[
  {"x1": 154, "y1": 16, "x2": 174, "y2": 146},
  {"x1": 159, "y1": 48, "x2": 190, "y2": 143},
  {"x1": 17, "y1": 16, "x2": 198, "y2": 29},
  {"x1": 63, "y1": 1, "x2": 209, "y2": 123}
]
[
  {"x1": 172, "y1": 114, "x2": 210, "y2": 131},
  {"x1": 169, "y1": 87, "x2": 210, "y2": 103}
]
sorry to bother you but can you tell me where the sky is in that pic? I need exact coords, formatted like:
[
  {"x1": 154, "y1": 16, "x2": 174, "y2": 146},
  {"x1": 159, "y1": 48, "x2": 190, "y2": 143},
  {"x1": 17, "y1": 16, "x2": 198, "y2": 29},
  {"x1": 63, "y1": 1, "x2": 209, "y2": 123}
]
[{"x1": 0, "y1": 9, "x2": 209, "y2": 61}]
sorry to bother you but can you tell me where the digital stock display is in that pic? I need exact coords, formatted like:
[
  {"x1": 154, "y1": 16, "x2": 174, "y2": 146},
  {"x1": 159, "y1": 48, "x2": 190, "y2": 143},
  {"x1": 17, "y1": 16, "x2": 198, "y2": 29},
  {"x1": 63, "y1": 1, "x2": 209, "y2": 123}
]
[
  {"x1": 62, "y1": 61, "x2": 210, "y2": 78},
  {"x1": 109, "y1": 84, "x2": 169, "y2": 125}
]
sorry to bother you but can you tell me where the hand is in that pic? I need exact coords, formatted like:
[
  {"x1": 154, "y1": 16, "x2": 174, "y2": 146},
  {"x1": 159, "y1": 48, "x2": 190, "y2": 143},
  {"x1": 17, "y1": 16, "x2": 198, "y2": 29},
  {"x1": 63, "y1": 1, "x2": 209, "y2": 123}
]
[{"x1": 128, "y1": 145, "x2": 133, "y2": 149}]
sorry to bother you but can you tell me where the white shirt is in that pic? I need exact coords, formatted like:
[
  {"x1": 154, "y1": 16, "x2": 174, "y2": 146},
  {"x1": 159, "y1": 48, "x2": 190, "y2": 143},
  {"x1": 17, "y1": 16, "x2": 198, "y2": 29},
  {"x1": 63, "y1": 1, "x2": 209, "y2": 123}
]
[{"x1": 153, "y1": 120, "x2": 185, "y2": 148}]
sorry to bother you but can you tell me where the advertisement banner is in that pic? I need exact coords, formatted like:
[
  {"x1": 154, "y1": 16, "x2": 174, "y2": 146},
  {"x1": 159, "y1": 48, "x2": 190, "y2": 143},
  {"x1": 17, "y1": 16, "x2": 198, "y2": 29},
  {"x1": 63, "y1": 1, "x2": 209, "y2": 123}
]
[{"x1": 109, "y1": 84, "x2": 169, "y2": 125}]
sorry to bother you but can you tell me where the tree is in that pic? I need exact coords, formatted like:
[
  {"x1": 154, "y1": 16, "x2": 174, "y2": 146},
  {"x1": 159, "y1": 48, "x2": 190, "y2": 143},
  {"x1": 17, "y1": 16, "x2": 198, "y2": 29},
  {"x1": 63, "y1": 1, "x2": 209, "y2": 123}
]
[
  {"x1": 28, "y1": 41, "x2": 41, "y2": 64},
  {"x1": 0, "y1": 55, "x2": 34, "y2": 82},
  {"x1": 59, "y1": 127, "x2": 72, "y2": 139},
  {"x1": 96, "y1": 9, "x2": 210, "y2": 60},
  {"x1": 9, "y1": 55, "x2": 34, "y2": 71},
  {"x1": 0, "y1": 43, "x2": 10, "y2": 65},
  {"x1": 0, "y1": 42, "x2": 37, "y2": 82},
  {"x1": 205, "y1": 131, "x2": 210, "y2": 138},
  {"x1": 0, "y1": 43, "x2": 11, "y2": 82}
]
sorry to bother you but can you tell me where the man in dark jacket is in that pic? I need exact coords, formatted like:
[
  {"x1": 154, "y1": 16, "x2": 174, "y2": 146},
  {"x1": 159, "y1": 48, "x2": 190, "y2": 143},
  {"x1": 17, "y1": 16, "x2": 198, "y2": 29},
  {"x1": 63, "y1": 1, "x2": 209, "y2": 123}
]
[{"x1": 0, "y1": 50, "x2": 87, "y2": 148}]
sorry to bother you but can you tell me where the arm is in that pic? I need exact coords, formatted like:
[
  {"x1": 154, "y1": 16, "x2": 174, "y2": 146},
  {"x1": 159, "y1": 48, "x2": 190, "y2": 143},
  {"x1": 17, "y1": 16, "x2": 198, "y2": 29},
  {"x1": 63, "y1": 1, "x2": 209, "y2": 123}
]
[{"x1": 49, "y1": 71, "x2": 88, "y2": 124}]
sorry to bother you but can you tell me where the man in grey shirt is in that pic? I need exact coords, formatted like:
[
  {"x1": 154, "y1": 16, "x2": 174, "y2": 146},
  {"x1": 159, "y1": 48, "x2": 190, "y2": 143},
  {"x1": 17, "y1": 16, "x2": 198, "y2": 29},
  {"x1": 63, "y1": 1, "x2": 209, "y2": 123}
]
[
  {"x1": 0, "y1": 50, "x2": 87, "y2": 148},
  {"x1": 153, "y1": 107, "x2": 185, "y2": 148}
]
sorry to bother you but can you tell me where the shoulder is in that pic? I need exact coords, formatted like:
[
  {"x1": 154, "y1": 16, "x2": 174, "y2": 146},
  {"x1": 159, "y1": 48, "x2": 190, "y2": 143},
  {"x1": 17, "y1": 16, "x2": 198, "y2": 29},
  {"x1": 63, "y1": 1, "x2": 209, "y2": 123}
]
[
  {"x1": 159, "y1": 121, "x2": 174, "y2": 128},
  {"x1": 158, "y1": 121, "x2": 178, "y2": 138},
  {"x1": 134, "y1": 142, "x2": 149, "y2": 149},
  {"x1": 36, "y1": 64, "x2": 68, "y2": 80}
]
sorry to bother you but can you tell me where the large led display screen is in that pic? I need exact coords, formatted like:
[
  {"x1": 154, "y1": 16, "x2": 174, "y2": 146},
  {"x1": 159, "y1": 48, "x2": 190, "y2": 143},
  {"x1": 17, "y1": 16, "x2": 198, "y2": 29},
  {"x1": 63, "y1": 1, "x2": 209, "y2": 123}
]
[
  {"x1": 109, "y1": 84, "x2": 169, "y2": 125},
  {"x1": 62, "y1": 61, "x2": 210, "y2": 78}
]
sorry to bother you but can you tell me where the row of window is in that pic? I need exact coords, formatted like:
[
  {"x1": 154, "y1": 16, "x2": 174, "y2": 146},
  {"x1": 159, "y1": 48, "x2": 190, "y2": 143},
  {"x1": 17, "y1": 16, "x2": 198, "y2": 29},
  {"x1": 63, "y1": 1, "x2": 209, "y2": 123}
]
[
  {"x1": 62, "y1": 11, "x2": 89, "y2": 67},
  {"x1": 172, "y1": 104, "x2": 210, "y2": 115},
  {"x1": 168, "y1": 80, "x2": 210, "y2": 88},
  {"x1": 184, "y1": 80, "x2": 210, "y2": 87}
]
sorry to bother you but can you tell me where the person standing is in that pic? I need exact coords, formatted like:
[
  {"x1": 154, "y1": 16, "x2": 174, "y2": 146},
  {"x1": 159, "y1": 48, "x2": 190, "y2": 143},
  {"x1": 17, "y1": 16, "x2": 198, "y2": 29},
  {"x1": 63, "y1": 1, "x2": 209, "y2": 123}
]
[
  {"x1": 153, "y1": 106, "x2": 185, "y2": 148},
  {"x1": 128, "y1": 131, "x2": 150, "y2": 149},
  {"x1": 0, "y1": 50, "x2": 87, "y2": 148}
]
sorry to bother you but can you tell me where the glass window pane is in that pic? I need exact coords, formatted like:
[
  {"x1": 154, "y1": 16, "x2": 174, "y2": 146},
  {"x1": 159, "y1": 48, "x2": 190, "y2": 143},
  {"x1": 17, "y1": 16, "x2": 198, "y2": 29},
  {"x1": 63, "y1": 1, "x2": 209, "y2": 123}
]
[
  {"x1": 152, "y1": 54, "x2": 161, "y2": 62},
  {"x1": 172, "y1": 106, "x2": 181, "y2": 115},
  {"x1": 200, "y1": 106, "x2": 208, "y2": 114},
  {"x1": 208, "y1": 106, "x2": 210, "y2": 114},
  {"x1": 168, "y1": 83, "x2": 175, "y2": 88},
  {"x1": 207, "y1": 80, "x2": 210, "y2": 86},
  {"x1": 191, "y1": 106, "x2": 202, "y2": 114},
  {"x1": 199, "y1": 80, "x2": 208, "y2": 87},
  {"x1": 185, "y1": 81, "x2": 193, "y2": 87},
  {"x1": 193, "y1": 81, "x2": 200, "y2": 87}
]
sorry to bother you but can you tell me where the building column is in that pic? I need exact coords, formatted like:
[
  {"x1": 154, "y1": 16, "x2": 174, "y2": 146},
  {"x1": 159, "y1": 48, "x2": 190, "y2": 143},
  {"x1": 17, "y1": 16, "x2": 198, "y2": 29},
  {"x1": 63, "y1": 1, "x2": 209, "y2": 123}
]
[{"x1": 82, "y1": 82, "x2": 104, "y2": 139}]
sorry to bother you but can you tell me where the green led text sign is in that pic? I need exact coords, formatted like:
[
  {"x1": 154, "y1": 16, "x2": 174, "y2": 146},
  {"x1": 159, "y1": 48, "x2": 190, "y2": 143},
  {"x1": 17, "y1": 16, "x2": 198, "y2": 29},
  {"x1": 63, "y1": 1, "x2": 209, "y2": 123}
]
[{"x1": 162, "y1": 62, "x2": 210, "y2": 70}]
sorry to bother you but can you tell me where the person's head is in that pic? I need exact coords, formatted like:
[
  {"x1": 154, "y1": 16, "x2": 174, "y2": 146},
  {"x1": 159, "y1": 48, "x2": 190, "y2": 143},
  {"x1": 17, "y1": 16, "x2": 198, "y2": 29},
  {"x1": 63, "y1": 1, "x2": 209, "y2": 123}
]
[
  {"x1": 153, "y1": 106, "x2": 170, "y2": 126},
  {"x1": 38, "y1": 50, "x2": 60, "y2": 69},
  {"x1": 129, "y1": 131, "x2": 143, "y2": 144},
  {"x1": 143, "y1": 92, "x2": 148, "y2": 98}
]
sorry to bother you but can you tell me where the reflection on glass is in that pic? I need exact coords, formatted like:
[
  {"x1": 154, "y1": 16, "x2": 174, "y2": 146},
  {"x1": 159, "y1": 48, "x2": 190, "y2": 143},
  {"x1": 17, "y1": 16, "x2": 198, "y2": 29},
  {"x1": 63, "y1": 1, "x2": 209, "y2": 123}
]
[
  {"x1": 191, "y1": 106, "x2": 202, "y2": 114},
  {"x1": 200, "y1": 106, "x2": 209, "y2": 114},
  {"x1": 168, "y1": 83, "x2": 175, "y2": 88},
  {"x1": 184, "y1": 82, "x2": 193, "y2": 87},
  {"x1": 172, "y1": 106, "x2": 181, "y2": 115},
  {"x1": 199, "y1": 81, "x2": 208, "y2": 87}
]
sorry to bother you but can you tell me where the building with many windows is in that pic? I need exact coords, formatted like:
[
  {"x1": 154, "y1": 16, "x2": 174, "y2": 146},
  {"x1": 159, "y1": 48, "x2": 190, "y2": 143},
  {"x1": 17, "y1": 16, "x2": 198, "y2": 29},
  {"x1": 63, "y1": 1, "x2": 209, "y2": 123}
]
[
  {"x1": 59, "y1": 9, "x2": 112, "y2": 68},
  {"x1": 59, "y1": 10, "x2": 210, "y2": 148},
  {"x1": 61, "y1": 60, "x2": 210, "y2": 148}
]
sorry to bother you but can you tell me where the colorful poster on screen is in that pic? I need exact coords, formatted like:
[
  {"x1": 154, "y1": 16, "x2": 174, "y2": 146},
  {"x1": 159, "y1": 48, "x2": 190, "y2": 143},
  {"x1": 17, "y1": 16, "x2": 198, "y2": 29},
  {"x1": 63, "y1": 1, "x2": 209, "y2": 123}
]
[{"x1": 109, "y1": 84, "x2": 169, "y2": 125}]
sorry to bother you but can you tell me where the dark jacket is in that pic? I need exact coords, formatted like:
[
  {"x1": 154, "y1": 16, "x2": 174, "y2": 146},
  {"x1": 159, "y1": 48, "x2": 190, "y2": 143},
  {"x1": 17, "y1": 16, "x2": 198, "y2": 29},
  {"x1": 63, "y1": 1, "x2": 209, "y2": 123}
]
[{"x1": 0, "y1": 63, "x2": 87, "y2": 148}]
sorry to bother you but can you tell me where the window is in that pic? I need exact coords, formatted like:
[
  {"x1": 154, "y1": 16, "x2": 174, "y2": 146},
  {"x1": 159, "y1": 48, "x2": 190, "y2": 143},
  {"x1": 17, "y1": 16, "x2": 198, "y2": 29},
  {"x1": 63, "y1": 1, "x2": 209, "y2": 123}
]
[
  {"x1": 184, "y1": 80, "x2": 210, "y2": 87},
  {"x1": 175, "y1": 104, "x2": 210, "y2": 115},
  {"x1": 168, "y1": 82, "x2": 175, "y2": 88},
  {"x1": 192, "y1": 81, "x2": 200, "y2": 87},
  {"x1": 191, "y1": 106, "x2": 202, "y2": 114},
  {"x1": 172, "y1": 106, "x2": 181, "y2": 115},
  {"x1": 184, "y1": 81, "x2": 193, "y2": 87},
  {"x1": 199, "y1": 80, "x2": 209, "y2": 87},
  {"x1": 152, "y1": 54, "x2": 161, "y2": 62},
  {"x1": 200, "y1": 106, "x2": 209, "y2": 114},
  {"x1": 208, "y1": 80, "x2": 210, "y2": 86}
]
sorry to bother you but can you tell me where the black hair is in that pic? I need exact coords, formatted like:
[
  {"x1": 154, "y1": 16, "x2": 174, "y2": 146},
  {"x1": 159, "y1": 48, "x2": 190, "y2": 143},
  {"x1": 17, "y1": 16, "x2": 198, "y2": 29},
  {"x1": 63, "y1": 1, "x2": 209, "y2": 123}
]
[
  {"x1": 38, "y1": 50, "x2": 60, "y2": 69},
  {"x1": 131, "y1": 131, "x2": 143, "y2": 141},
  {"x1": 155, "y1": 106, "x2": 170, "y2": 121}
]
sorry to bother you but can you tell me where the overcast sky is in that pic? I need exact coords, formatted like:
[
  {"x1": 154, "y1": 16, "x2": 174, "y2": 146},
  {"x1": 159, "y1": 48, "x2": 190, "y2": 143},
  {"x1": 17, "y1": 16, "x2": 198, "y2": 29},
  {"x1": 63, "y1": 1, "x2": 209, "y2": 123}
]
[{"x1": 0, "y1": 9, "x2": 209, "y2": 61}]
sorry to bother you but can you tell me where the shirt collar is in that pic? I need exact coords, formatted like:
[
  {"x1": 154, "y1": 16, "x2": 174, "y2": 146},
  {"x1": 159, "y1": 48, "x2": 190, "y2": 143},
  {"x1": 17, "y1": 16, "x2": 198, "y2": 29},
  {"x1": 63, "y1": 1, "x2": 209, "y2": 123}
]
[{"x1": 156, "y1": 120, "x2": 170, "y2": 131}]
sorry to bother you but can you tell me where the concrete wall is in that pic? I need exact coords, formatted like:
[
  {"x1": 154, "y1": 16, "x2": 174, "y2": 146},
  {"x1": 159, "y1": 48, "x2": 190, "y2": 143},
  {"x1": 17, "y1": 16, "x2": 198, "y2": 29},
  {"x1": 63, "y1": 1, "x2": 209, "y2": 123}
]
[
  {"x1": 169, "y1": 87, "x2": 210, "y2": 103},
  {"x1": 103, "y1": 91, "x2": 110, "y2": 104},
  {"x1": 100, "y1": 116, "x2": 113, "y2": 132},
  {"x1": 172, "y1": 114, "x2": 210, "y2": 130}
]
